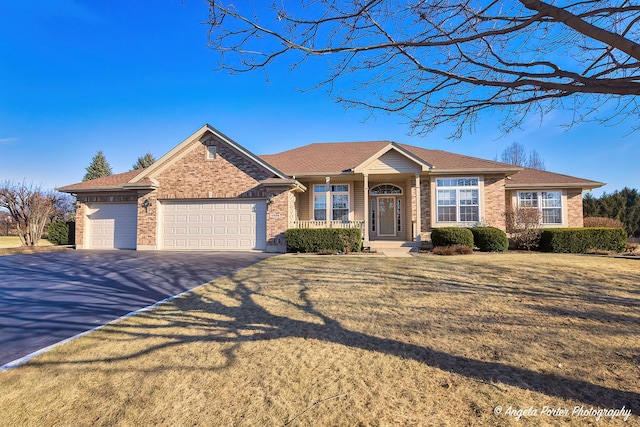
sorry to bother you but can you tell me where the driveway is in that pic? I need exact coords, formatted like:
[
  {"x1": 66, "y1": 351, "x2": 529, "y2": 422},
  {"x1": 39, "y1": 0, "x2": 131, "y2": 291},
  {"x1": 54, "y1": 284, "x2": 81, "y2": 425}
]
[{"x1": 0, "y1": 250, "x2": 274, "y2": 366}]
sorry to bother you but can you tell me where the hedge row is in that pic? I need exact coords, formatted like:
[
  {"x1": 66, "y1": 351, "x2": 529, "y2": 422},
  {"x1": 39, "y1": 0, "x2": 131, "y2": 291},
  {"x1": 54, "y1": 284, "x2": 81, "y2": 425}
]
[
  {"x1": 431, "y1": 226, "x2": 508, "y2": 252},
  {"x1": 285, "y1": 228, "x2": 362, "y2": 253},
  {"x1": 539, "y1": 228, "x2": 626, "y2": 253}
]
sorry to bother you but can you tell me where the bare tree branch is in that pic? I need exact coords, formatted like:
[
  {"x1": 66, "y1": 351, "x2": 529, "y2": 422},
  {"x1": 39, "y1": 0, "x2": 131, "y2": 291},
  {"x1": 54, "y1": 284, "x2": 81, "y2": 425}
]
[{"x1": 207, "y1": 1, "x2": 640, "y2": 137}]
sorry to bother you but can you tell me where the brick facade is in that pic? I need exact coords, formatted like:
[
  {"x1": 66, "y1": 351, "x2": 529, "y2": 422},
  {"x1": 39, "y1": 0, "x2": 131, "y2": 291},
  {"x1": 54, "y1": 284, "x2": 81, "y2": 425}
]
[
  {"x1": 75, "y1": 192, "x2": 138, "y2": 249},
  {"x1": 483, "y1": 175, "x2": 507, "y2": 231},
  {"x1": 567, "y1": 189, "x2": 584, "y2": 228},
  {"x1": 155, "y1": 140, "x2": 271, "y2": 200},
  {"x1": 67, "y1": 130, "x2": 594, "y2": 252}
]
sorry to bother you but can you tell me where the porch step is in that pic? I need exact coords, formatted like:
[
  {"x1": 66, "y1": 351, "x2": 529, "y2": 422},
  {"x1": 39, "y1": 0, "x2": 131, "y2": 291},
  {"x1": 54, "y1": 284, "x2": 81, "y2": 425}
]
[
  {"x1": 367, "y1": 241, "x2": 417, "y2": 257},
  {"x1": 368, "y1": 241, "x2": 417, "y2": 249}
]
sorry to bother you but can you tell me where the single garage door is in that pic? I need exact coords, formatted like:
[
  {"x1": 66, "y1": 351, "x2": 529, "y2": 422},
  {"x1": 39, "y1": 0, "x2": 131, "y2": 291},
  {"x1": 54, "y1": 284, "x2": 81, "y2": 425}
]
[
  {"x1": 161, "y1": 200, "x2": 267, "y2": 250},
  {"x1": 86, "y1": 203, "x2": 138, "y2": 249}
]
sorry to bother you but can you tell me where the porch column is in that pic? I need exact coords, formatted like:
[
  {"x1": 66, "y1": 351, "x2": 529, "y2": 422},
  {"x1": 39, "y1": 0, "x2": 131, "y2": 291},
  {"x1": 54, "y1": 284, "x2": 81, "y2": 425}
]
[
  {"x1": 325, "y1": 176, "x2": 330, "y2": 228},
  {"x1": 415, "y1": 173, "x2": 421, "y2": 242},
  {"x1": 363, "y1": 174, "x2": 369, "y2": 243}
]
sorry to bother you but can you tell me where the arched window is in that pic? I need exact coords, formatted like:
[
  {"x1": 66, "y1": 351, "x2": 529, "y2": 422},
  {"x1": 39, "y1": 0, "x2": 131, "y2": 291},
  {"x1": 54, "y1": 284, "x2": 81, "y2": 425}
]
[{"x1": 370, "y1": 184, "x2": 402, "y2": 195}]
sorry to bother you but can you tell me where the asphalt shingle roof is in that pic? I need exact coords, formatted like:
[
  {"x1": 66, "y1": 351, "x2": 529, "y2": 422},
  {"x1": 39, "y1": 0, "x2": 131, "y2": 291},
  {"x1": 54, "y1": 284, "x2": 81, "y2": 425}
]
[{"x1": 58, "y1": 142, "x2": 603, "y2": 192}]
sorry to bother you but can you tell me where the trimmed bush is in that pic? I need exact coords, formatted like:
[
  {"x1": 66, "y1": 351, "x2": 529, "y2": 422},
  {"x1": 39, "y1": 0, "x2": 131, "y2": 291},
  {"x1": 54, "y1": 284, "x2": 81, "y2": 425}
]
[
  {"x1": 539, "y1": 228, "x2": 627, "y2": 253},
  {"x1": 470, "y1": 226, "x2": 508, "y2": 252},
  {"x1": 583, "y1": 217, "x2": 625, "y2": 229},
  {"x1": 47, "y1": 221, "x2": 70, "y2": 245},
  {"x1": 431, "y1": 227, "x2": 474, "y2": 248},
  {"x1": 432, "y1": 244, "x2": 473, "y2": 256},
  {"x1": 285, "y1": 228, "x2": 362, "y2": 253}
]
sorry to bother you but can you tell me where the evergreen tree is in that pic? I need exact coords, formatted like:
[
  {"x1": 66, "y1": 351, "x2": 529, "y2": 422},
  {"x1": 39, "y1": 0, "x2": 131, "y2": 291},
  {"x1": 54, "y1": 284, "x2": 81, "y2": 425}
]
[
  {"x1": 583, "y1": 188, "x2": 640, "y2": 237},
  {"x1": 131, "y1": 152, "x2": 156, "y2": 170},
  {"x1": 83, "y1": 150, "x2": 113, "y2": 181}
]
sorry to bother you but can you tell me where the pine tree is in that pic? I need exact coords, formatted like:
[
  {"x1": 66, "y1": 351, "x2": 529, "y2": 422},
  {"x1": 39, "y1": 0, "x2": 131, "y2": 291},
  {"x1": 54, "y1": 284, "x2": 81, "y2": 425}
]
[
  {"x1": 83, "y1": 150, "x2": 113, "y2": 181},
  {"x1": 131, "y1": 152, "x2": 156, "y2": 170}
]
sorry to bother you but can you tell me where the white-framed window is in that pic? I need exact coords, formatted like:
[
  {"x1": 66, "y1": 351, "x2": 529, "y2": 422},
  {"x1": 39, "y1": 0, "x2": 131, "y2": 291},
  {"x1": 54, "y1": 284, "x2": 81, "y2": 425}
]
[
  {"x1": 206, "y1": 145, "x2": 217, "y2": 160},
  {"x1": 436, "y1": 177, "x2": 479, "y2": 223},
  {"x1": 313, "y1": 184, "x2": 350, "y2": 221},
  {"x1": 517, "y1": 191, "x2": 563, "y2": 224}
]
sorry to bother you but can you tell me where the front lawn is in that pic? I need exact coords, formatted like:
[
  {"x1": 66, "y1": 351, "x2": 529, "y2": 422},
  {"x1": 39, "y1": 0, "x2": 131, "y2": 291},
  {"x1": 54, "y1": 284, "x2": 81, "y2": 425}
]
[
  {"x1": 0, "y1": 236, "x2": 53, "y2": 249},
  {"x1": 1, "y1": 254, "x2": 638, "y2": 425}
]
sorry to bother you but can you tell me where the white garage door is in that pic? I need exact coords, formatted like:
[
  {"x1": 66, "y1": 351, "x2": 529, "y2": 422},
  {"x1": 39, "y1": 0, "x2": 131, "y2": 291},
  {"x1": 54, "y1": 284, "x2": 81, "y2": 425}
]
[
  {"x1": 86, "y1": 203, "x2": 138, "y2": 249},
  {"x1": 161, "y1": 200, "x2": 267, "y2": 250}
]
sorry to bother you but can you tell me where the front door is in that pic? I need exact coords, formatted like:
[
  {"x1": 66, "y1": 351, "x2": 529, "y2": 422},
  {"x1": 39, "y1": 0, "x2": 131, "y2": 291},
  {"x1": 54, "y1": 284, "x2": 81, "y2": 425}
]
[{"x1": 377, "y1": 197, "x2": 396, "y2": 237}]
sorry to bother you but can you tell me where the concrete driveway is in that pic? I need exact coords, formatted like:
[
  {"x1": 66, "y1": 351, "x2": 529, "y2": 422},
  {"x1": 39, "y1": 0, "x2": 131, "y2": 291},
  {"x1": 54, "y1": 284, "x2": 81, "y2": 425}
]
[{"x1": 0, "y1": 250, "x2": 274, "y2": 366}]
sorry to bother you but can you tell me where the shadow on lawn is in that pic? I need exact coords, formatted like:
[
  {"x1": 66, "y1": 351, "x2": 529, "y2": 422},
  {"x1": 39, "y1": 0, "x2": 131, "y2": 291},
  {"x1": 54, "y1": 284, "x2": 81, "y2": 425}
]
[{"x1": 31, "y1": 262, "x2": 640, "y2": 413}]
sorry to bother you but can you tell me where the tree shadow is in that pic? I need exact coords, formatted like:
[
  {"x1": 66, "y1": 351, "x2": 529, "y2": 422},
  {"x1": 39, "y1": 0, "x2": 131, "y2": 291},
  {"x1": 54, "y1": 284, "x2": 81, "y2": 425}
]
[{"x1": 31, "y1": 264, "x2": 639, "y2": 413}]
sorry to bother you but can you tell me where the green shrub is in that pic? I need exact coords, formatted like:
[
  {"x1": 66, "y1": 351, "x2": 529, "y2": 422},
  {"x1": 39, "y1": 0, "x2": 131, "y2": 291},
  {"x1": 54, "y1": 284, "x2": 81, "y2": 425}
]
[
  {"x1": 431, "y1": 227, "x2": 474, "y2": 248},
  {"x1": 470, "y1": 227, "x2": 508, "y2": 252},
  {"x1": 47, "y1": 221, "x2": 70, "y2": 245},
  {"x1": 539, "y1": 228, "x2": 627, "y2": 253},
  {"x1": 285, "y1": 228, "x2": 362, "y2": 253},
  {"x1": 432, "y1": 244, "x2": 473, "y2": 256}
]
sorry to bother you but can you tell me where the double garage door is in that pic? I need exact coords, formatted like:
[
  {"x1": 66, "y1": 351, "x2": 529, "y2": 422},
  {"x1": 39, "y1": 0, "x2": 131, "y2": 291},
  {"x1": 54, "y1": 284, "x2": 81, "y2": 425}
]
[
  {"x1": 161, "y1": 200, "x2": 267, "y2": 250},
  {"x1": 85, "y1": 200, "x2": 266, "y2": 250}
]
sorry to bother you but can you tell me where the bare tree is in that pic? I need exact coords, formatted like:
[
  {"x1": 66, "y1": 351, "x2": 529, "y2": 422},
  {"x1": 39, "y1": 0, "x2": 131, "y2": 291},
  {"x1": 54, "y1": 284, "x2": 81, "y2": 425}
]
[
  {"x1": 505, "y1": 205, "x2": 543, "y2": 250},
  {"x1": 497, "y1": 141, "x2": 546, "y2": 170},
  {"x1": 527, "y1": 150, "x2": 546, "y2": 171},
  {"x1": 208, "y1": 1, "x2": 640, "y2": 137},
  {"x1": 0, "y1": 182, "x2": 59, "y2": 246}
]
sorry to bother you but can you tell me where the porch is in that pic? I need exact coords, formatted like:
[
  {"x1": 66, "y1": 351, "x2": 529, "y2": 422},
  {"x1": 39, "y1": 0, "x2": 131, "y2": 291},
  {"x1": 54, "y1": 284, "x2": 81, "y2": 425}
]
[{"x1": 291, "y1": 172, "x2": 425, "y2": 244}]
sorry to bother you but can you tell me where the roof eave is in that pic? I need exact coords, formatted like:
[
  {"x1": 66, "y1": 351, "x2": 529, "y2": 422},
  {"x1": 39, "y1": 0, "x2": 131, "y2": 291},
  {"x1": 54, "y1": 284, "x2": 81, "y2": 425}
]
[
  {"x1": 56, "y1": 186, "x2": 138, "y2": 194},
  {"x1": 287, "y1": 171, "x2": 356, "y2": 178},
  {"x1": 430, "y1": 168, "x2": 523, "y2": 175},
  {"x1": 505, "y1": 181, "x2": 606, "y2": 190}
]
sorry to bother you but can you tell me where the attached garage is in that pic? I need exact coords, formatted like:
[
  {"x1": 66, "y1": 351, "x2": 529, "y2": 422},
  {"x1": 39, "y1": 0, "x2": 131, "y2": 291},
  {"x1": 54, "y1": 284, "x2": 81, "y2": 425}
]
[
  {"x1": 85, "y1": 203, "x2": 138, "y2": 249},
  {"x1": 160, "y1": 200, "x2": 267, "y2": 250}
]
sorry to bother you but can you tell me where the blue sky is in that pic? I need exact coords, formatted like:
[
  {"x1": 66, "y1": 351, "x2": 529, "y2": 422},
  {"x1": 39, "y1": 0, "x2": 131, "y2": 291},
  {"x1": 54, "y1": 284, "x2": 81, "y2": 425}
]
[{"x1": 1, "y1": 0, "x2": 637, "y2": 197}]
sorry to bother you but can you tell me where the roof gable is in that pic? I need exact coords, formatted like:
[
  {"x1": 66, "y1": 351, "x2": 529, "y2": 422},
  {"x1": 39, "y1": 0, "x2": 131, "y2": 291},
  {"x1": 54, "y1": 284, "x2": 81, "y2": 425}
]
[
  {"x1": 354, "y1": 143, "x2": 431, "y2": 174},
  {"x1": 130, "y1": 124, "x2": 286, "y2": 183}
]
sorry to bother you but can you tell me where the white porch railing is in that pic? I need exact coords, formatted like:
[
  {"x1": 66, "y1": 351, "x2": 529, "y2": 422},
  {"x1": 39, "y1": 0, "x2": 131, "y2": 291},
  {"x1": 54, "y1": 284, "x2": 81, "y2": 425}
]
[{"x1": 295, "y1": 220, "x2": 365, "y2": 233}]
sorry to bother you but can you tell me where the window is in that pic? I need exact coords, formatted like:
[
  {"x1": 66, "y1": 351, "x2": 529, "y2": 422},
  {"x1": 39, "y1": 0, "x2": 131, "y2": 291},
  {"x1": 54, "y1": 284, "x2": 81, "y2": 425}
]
[
  {"x1": 436, "y1": 178, "x2": 479, "y2": 223},
  {"x1": 206, "y1": 145, "x2": 217, "y2": 160},
  {"x1": 313, "y1": 184, "x2": 350, "y2": 221},
  {"x1": 370, "y1": 184, "x2": 402, "y2": 195},
  {"x1": 313, "y1": 185, "x2": 327, "y2": 220},
  {"x1": 518, "y1": 191, "x2": 562, "y2": 224}
]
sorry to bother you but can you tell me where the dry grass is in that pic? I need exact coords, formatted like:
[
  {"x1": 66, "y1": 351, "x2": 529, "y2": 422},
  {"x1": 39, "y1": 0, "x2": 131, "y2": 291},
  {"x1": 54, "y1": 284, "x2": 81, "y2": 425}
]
[
  {"x1": 1, "y1": 253, "x2": 638, "y2": 426},
  {"x1": 0, "y1": 236, "x2": 54, "y2": 249}
]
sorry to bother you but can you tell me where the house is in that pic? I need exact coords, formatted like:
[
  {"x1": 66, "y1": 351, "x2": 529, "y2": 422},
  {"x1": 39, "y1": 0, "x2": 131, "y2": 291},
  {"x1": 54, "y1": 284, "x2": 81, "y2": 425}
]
[{"x1": 58, "y1": 124, "x2": 605, "y2": 252}]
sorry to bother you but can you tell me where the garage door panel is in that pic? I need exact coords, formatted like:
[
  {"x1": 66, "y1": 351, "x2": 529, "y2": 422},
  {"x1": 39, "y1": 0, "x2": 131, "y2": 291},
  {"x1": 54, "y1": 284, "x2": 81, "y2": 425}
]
[
  {"x1": 87, "y1": 204, "x2": 137, "y2": 250},
  {"x1": 161, "y1": 200, "x2": 266, "y2": 250}
]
